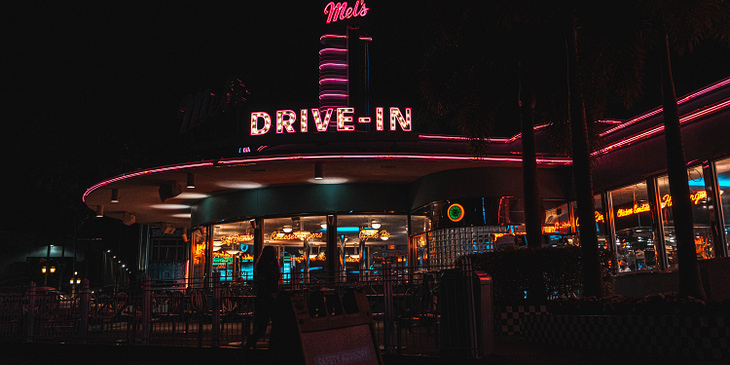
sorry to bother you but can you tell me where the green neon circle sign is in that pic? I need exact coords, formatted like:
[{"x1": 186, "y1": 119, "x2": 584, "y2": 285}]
[{"x1": 447, "y1": 203, "x2": 465, "y2": 222}]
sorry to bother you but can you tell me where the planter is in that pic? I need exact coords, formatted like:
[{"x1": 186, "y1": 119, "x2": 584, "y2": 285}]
[{"x1": 523, "y1": 314, "x2": 729, "y2": 361}]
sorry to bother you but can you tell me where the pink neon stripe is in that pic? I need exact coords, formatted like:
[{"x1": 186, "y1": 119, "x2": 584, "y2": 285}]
[
  {"x1": 319, "y1": 93, "x2": 348, "y2": 99},
  {"x1": 592, "y1": 98, "x2": 730, "y2": 157},
  {"x1": 418, "y1": 134, "x2": 511, "y2": 143},
  {"x1": 319, "y1": 77, "x2": 349, "y2": 84},
  {"x1": 319, "y1": 62, "x2": 348, "y2": 69},
  {"x1": 320, "y1": 34, "x2": 373, "y2": 42},
  {"x1": 319, "y1": 48, "x2": 347, "y2": 55},
  {"x1": 82, "y1": 162, "x2": 215, "y2": 202},
  {"x1": 600, "y1": 77, "x2": 730, "y2": 137},
  {"x1": 83, "y1": 154, "x2": 573, "y2": 200}
]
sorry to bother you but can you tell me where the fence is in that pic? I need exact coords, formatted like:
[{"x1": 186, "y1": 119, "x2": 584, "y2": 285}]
[{"x1": 0, "y1": 265, "x2": 480, "y2": 357}]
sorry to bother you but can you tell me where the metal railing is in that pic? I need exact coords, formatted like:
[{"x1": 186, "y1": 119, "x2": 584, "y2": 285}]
[{"x1": 0, "y1": 265, "x2": 484, "y2": 357}]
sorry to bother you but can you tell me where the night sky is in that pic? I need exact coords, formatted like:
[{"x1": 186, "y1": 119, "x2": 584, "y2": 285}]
[{"x1": 3, "y1": 1, "x2": 729, "y2": 237}]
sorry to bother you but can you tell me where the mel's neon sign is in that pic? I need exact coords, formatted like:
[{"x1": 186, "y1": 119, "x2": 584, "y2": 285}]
[
  {"x1": 324, "y1": 1, "x2": 369, "y2": 24},
  {"x1": 250, "y1": 107, "x2": 412, "y2": 136}
]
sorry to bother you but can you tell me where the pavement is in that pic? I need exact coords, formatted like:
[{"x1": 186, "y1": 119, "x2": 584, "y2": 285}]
[{"x1": 1, "y1": 336, "x2": 725, "y2": 365}]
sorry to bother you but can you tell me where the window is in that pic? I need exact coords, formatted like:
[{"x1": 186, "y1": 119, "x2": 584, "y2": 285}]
[
  {"x1": 714, "y1": 157, "x2": 730, "y2": 254},
  {"x1": 656, "y1": 165, "x2": 715, "y2": 267},
  {"x1": 610, "y1": 181, "x2": 656, "y2": 272}
]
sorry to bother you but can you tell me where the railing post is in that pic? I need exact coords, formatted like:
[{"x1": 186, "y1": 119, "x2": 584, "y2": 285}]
[
  {"x1": 142, "y1": 275, "x2": 151, "y2": 345},
  {"x1": 212, "y1": 276, "x2": 220, "y2": 348},
  {"x1": 79, "y1": 279, "x2": 90, "y2": 343},
  {"x1": 26, "y1": 281, "x2": 36, "y2": 343},
  {"x1": 383, "y1": 263, "x2": 395, "y2": 353}
]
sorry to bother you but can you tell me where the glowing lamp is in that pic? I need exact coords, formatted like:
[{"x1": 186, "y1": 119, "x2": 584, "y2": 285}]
[
  {"x1": 315, "y1": 162, "x2": 324, "y2": 180},
  {"x1": 111, "y1": 189, "x2": 119, "y2": 203},
  {"x1": 371, "y1": 219, "x2": 381, "y2": 229},
  {"x1": 283, "y1": 225, "x2": 293, "y2": 233},
  {"x1": 49, "y1": 266, "x2": 56, "y2": 273}
]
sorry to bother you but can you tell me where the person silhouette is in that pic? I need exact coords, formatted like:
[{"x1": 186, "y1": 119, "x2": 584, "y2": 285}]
[{"x1": 245, "y1": 245, "x2": 280, "y2": 349}]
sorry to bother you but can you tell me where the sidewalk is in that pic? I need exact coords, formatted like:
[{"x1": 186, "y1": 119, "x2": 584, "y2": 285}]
[{"x1": 1, "y1": 336, "x2": 724, "y2": 365}]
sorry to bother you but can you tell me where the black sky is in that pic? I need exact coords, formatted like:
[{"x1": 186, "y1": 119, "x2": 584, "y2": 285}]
[{"x1": 3, "y1": 1, "x2": 729, "y2": 234}]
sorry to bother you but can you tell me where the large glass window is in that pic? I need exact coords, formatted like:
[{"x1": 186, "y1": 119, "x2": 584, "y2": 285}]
[
  {"x1": 263, "y1": 216, "x2": 327, "y2": 283},
  {"x1": 657, "y1": 166, "x2": 714, "y2": 267},
  {"x1": 568, "y1": 195, "x2": 608, "y2": 249},
  {"x1": 189, "y1": 227, "x2": 208, "y2": 284},
  {"x1": 544, "y1": 202, "x2": 572, "y2": 247},
  {"x1": 335, "y1": 215, "x2": 409, "y2": 279},
  {"x1": 610, "y1": 182, "x2": 657, "y2": 272},
  {"x1": 212, "y1": 221, "x2": 255, "y2": 283},
  {"x1": 715, "y1": 157, "x2": 730, "y2": 254}
]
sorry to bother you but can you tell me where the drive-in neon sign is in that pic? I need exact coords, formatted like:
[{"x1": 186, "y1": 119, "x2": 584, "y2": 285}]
[
  {"x1": 324, "y1": 1, "x2": 369, "y2": 24},
  {"x1": 250, "y1": 107, "x2": 412, "y2": 136}
]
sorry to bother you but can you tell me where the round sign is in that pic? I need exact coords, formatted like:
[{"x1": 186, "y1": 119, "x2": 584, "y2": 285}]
[{"x1": 447, "y1": 203, "x2": 465, "y2": 222}]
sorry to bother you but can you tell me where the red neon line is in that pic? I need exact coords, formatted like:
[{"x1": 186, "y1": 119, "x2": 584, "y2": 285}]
[
  {"x1": 592, "y1": 98, "x2": 730, "y2": 157},
  {"x1": 82, "y1": 162, "x2": 215, "y2": 202},
  {"x1": 319, "y1": 62, "x2": 348, "y2": 69},
  {"x1": 599, "y1": 77, "x2": 730, "y2": 137},
  {"x1": 83, "y1": 154, "x2": 572, "y2": 200},
  {"x1": 320, "y1": 34, "x2": 373, "y2": 42},
  {"x1": 319, "y1": 77, "x2": 349, "y2": 84}
]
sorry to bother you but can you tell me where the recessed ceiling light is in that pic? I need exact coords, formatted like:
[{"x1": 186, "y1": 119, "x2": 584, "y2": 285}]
[
  {"x1": 150, "y1": 204, "x2": 190, "y2": 210},
  {"x1": 217, "y1": 181, "x2": 263, "y2": 189}
]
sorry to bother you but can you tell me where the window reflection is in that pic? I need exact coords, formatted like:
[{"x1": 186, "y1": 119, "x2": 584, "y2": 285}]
[
  {"x1": 656, "y1": 166, "x2": 714, "y2": 267},
  {"x1": 610, "y1": 182, "x2": 656, "y2": 272}
]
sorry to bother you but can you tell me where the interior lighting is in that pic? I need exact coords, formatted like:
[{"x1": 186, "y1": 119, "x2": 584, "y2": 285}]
[
  {"x1": 111, "y1": 189, "x2": 119, "y2": 203},
  {"x1": 187, "y1": 173, "x2": 195, "y2": 189},
  {"x1": 283, "y1": 225, "x2": 293, "y2": 233},
  {"x1": 96, "y1": 205, "x2": 104, "y2": 218},
  {"x1": 371, "y1": 219, "x2": 381, "y2": 229},
  {"x1": 50, "y1": 266, "x2": 56, "y2": 273}
]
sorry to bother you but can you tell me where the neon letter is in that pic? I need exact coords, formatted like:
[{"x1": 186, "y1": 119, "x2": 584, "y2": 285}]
[
  {"x1": 324, "y1": 1, "x2": 368, "y2": 24},
  {"x1": 276, "y1": 110, "x2": 297, "y2": 134},
  {"x1": 389, "y1": 107, "x2": 412, "y2": 131},
  {"x1": 300, "y1": 109, "x2": 309, "y2": 133},
  {"x1": 311, "y1": 108, "x2": 333, "y2": 132},
  {"x1": 375, "y1": 107, "x2": 384, "y2": 131},
  {"x1": 337, "y1": 107, "x2": 355, "y2": 131},
  {"x1": 250, "y1": 112, "x2": 271, "y2": 136}
]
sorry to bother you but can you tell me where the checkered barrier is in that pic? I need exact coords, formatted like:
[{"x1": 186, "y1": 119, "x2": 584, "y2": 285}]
[
  {"x1": 497, "y1": 305, "x2": 548, "y2": 336},
  {"x1": 523, "y1": 314, "x2": 730, "y2": 361}
]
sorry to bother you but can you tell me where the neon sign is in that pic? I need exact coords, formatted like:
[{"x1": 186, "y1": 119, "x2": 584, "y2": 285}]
[
  {"x1": 358, "y1": 229, "x2": 390, "y2": 241},
  {"x1": 660, "y1": 190, "x2": 707, "y2": 208},
  {"x1": 270, "y1": 231, "x2": 324, "y2": 241},
  {"x1": 616, "y1": 202, "x2": 651, "y2": 217},
  {"x1": 447, "y1": 203, "x2": 465, "y2": 222},
  {"x1": 324, "y1": 1, "x2": 369, "y2": 24},
  {"x1": 250, "y1": 107, "x2": 412, "y2": 136},
  {"x1": 220, "y1": 234, "x2": 253, "y2": 245}
]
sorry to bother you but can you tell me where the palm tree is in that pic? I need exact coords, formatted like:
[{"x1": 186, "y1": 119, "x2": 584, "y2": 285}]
[
  {"x1": 636, "y1": 0, "x2": 730, "y2": 299},
  {"x1": 421, "y1": 0, "x2": 658, "y2": 298}
]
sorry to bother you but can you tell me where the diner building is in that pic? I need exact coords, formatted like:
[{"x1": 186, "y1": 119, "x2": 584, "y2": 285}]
[{"x1": 82, "y1": 2, "x2": 730, "y2": 292}]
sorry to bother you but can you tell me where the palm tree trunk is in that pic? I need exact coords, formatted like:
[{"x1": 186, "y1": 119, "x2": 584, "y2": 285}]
[
  {"x1": 658, "y1": 31, "x2": 707, "y2": 300},
  {"x1": 520, "y1": 62, "x2": 543, "y2": 250},
  {"x1": 567, "y1": 20, "x2": 603, "y2": 298}
]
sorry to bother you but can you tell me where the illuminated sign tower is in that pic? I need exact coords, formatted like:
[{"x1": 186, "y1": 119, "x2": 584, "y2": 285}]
[{"x1": 319, "y1": 1, "x2": 371, "y2": 131}]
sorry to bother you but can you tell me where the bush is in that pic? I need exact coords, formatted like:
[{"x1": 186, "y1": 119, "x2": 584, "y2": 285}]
[
  {"x1": 459, "y1": 246, "x2": 613, "y2": 305},
  {"x1": 549, "y1": 293, "x2": 730, "y2": 315}
]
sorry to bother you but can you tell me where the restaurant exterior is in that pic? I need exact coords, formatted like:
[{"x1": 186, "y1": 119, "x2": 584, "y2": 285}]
[{"x1": 81, "y1": 1, "x2": 730, "y2": 294}]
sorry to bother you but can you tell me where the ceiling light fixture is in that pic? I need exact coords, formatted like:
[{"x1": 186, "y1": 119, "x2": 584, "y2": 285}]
[
  {"x1": 315, "y1": 162, "x2": 324, "y2": 180},
  {"x1": 187, "y1": 173, "x2": 195, "y2": 189},
  {"x1": 111, "y1": 189, "x2": 119, "y2": 203},
  {"x1": 96, "y1": 205, "x2": 104, "y2": 218},
  {"x1": 371, "y1": 219, "x2": 381, "y2": 229}
]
